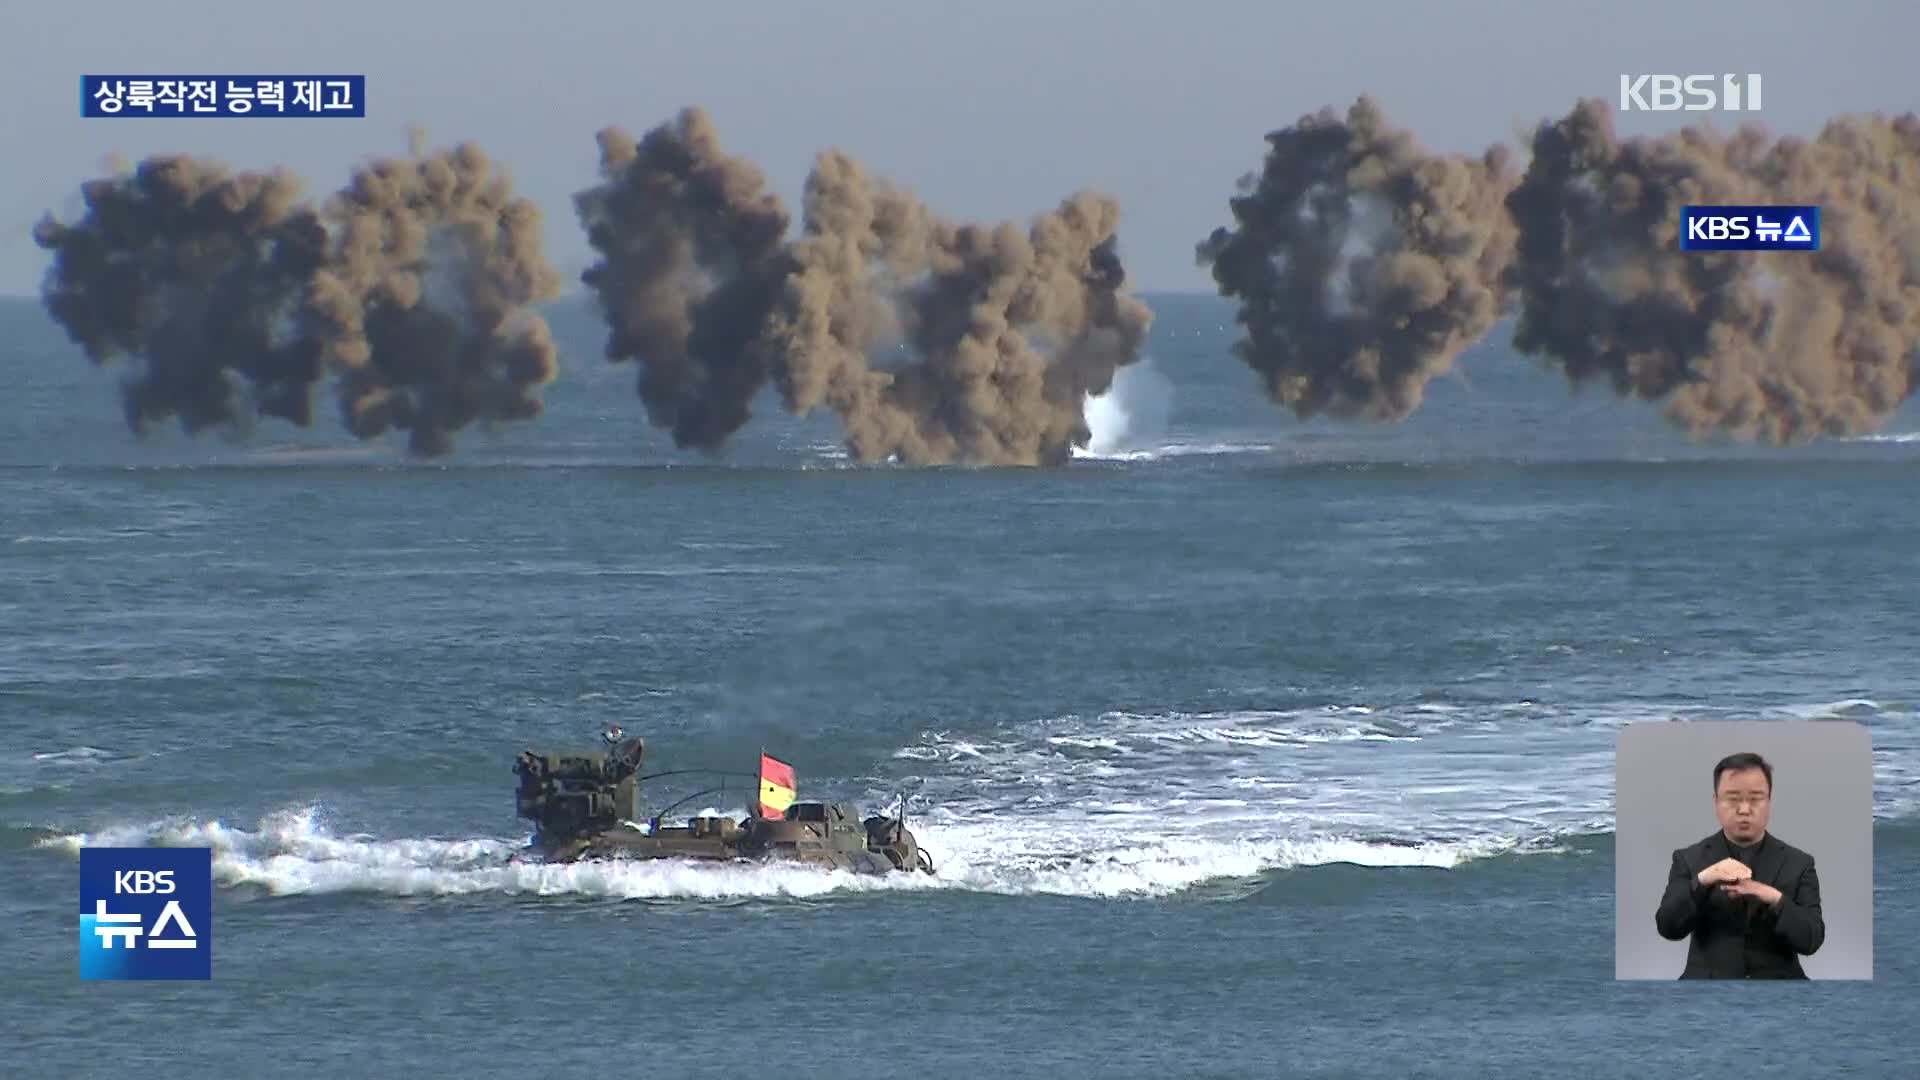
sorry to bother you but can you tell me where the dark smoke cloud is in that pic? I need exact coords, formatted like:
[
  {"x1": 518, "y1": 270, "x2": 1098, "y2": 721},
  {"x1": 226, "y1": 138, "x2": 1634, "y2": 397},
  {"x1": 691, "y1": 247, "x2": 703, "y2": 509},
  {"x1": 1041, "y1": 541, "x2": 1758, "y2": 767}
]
[
  {"x1": 573, "y1": 106, "x2": 793, "y2": 451},
  {"x1": 32, "y1": 155, "x2": 330, "y2": 437},
  {"x1": 1196, "y1": 96, "x2": 1518, "y2": 423},
  {"x1": 575, "y1": 107, "x2": 1153, "y2": 466},
  {"x1": 1505, "y1": 99, "x2": 1920, "y2": 443},
  {"x1": 306, "y1": 140, "x2": 564, "y2": 457},
  {"x1": 34, "y1": 139, "x2": 563, "y2": 457},
  {"x1": 763, "y1": 150, "x2": 1154, "y2": 465},
  {"x1": 1205, "y1": 95, "x2": 1920, "y2": 444}
]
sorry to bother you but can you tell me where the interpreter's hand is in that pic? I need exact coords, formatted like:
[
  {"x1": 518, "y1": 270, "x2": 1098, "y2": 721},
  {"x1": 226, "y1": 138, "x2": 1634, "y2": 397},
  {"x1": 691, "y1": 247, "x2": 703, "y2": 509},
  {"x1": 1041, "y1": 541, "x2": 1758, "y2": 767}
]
[
  {"x1": 1720, "y1": 878, "x2": 1783, "y2": 906},
  {"x1": 1697, "y1": 857, "x2": 1753, "y2": 887}
]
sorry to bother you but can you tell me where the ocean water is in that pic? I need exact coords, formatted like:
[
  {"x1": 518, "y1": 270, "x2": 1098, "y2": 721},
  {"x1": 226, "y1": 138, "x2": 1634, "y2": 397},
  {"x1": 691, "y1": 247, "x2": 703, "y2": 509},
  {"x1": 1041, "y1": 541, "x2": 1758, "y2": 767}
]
[{"x1": 3, "y1": 292, "x2": 1917, "y2": 1077}]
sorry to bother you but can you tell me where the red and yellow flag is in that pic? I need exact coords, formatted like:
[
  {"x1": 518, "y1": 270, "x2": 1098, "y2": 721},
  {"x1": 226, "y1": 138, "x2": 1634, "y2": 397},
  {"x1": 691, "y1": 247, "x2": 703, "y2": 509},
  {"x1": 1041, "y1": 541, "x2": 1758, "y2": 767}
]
[{"x1": 758, "y1": 753, "x2": 797, "y2": 819}]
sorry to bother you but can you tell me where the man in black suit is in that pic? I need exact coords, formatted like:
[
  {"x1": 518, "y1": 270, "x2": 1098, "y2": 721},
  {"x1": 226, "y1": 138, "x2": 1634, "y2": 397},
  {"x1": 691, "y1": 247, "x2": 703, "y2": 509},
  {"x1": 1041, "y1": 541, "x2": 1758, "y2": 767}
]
[{"x1": 1654, "y1": 751, "x2": 1825, "y2": 978}]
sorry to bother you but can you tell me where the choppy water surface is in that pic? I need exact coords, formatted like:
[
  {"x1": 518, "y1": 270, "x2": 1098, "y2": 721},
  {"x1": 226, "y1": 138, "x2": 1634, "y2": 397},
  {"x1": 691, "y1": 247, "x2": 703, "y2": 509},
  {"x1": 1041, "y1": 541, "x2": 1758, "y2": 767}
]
[{"x1": 4, "y1": 295, "x2": 1916, "y2": 1077}]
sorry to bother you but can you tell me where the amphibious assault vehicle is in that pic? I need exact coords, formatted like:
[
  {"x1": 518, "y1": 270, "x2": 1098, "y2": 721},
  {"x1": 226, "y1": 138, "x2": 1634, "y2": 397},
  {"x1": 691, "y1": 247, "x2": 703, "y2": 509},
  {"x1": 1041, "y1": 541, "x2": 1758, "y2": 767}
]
[{"x1": 511, "y1": 727, "x2": 935, "y2": 875}]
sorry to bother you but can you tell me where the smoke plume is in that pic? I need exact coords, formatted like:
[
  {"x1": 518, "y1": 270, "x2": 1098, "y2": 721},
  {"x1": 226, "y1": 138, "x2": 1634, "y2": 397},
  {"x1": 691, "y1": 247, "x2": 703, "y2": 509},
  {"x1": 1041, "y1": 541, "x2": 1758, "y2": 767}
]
[
  {"x1": 306, "y1": 141, "x2": 564, "y2": 457},
  {"x1": 576, "y1": 107, "x2": 1153, "y2": 466},
  {"x1": 1196, "y1": 96, "x2": 1518, "y2": 423},
  {"x1": 762, "y1": 151, "x2": 1154, "y2": 465},
  {"x1": 32, "y1": 155, "x2": 331, "y2": 436},
  {"x1": 573, "y1": 107, "x2": 793, "y2": 451},
  {"x1": 1505, "y1": 99, "x2": 1920, "y2": 442},
  {"x1": 1205, "y1": 95, "x2": 1920, "y2": 444},
  {"x1": 35, "y1": 140, "x2": 564, "y2": 458}
]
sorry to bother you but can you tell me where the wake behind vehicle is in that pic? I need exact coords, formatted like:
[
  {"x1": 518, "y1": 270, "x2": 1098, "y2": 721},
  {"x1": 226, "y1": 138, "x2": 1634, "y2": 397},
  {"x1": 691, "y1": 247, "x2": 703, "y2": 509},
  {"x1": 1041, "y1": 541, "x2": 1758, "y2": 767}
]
[{"x1": 511, "y1": 727, "x2": 935, "y2": 875}]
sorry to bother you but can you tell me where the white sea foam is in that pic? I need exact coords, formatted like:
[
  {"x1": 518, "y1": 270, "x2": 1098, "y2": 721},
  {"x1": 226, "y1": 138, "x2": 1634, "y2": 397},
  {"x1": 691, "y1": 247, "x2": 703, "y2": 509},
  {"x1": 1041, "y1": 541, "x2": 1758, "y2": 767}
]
[
  {"x1": 1072, "y1": 440, "x2": 1275, "y2": 463},
  {"x1": 29, "y1": 745, "x2": 117, "y2": 764},
  {"x1": 27, "y1": 698, "x2": 1917, "y2": 904},
  {"x1": 33, "y1": 806, "x2": 1531, "y2": 903}
]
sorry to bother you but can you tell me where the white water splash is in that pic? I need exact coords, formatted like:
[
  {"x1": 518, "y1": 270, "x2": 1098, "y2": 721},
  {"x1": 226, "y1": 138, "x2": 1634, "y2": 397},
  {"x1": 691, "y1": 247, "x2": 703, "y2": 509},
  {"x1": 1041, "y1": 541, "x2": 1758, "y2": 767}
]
[
  {"x1": 30, "y1": 698, "x2": 1914, "y2": 905},
  {"x1": 31, "y1": 803, "x2": 1532, "y2": 905},
  {"x1": 1080, "y1": 357, "x2": 1172, "y2": 458}
]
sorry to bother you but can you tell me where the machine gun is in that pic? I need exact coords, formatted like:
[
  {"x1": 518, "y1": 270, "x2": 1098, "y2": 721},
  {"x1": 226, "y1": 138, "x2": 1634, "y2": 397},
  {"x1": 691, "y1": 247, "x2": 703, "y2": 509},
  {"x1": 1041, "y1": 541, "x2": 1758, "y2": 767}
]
[{"x1": 512, "y1": 731, "x2": 649, "y2": 846}]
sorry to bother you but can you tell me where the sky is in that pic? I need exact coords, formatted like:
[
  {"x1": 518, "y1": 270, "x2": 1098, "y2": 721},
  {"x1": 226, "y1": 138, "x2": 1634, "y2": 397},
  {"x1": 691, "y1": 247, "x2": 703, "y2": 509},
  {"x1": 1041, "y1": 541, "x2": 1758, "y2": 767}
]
[{"x1": 3, "y1": 0, "x2": 1915, "y2": 296}]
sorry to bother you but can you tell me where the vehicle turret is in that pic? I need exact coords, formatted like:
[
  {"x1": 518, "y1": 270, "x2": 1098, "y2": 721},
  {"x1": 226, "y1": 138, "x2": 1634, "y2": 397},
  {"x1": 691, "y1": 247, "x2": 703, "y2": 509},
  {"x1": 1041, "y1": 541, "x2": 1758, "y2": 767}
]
[{"x1": 512, "y1": 734, "x2": 647, "y2": 846}]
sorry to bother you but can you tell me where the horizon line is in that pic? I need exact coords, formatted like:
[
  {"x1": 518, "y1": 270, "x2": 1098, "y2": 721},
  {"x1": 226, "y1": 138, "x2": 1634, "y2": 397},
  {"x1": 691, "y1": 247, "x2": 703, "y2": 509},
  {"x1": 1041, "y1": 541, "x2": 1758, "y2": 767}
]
[{"x1": 0, "y1": 287, "x2": 1239, "y2": 304}]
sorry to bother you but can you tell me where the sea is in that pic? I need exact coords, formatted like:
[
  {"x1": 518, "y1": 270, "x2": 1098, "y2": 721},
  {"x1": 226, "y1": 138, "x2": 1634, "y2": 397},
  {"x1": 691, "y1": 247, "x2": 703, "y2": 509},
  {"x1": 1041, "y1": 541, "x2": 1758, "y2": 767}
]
[{"x1": 3, "y1": 291, "x2": 1916, "y2": 1078}]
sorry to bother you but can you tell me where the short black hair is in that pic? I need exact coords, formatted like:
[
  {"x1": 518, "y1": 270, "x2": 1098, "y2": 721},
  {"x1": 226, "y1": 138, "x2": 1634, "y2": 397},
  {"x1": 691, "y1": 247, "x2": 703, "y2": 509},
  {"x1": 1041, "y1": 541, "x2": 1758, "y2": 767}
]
[{"x1": 1713, "y1": 752, "x2": 1773, "y2": 792}]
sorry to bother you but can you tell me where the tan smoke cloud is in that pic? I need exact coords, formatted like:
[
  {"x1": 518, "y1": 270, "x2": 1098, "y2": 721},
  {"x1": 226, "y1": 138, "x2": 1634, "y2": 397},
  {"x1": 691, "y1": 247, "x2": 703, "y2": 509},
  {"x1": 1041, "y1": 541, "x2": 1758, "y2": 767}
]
[
  {"x1": 762, "y1": 150, "x2": 1154, "y2": 465},
  {"x1": 1197, "y1": 96, "x2": 1519, "y2": 423},
  {"x1": 574, "y1": 107, "x2": 1152, "y2": 466},
  {"x1": 1205, "y1": 94, "x2": 1920, "y2": 444},
  {"x1": 32, "y1": 155, "x2": 331, "y2": 437},
  {"x1": 573, "y1": 107, "x2": 794, "y2": 451},
  {"x1": 1505, "y1": 99, "x2": 1920, "y2": 443},
  {"x1": 306, "y1": 139, "x2": 564, "y2": 457},
  {"x1": 35, "y1": 138, "x2": 564, "y2": 458}
]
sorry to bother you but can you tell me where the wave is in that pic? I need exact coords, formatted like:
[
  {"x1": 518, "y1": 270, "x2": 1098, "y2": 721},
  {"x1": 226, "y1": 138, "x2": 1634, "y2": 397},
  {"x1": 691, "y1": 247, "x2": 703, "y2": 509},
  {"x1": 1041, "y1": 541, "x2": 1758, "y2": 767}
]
[
  {"x1": 1070, "y1": 440, "x2": 1278, "y2": 463},
  {"x1": 884, "y1": 707, "x2": 1616, "y2": 876},
  {"x1": 28, "y1": 806, "x2": 1561, "y2": 904},
  {"x1": 0, "y1": 744, "x2": 149, "y2": 798},
  {"x1": 28, "y1": 745, "x2": 118, "y2": 765},
  {"x1": 16, "y1": 697, "x2": 1917, "y2": 903},
  {"x1": 884, "y1": 699, "x2": 1920, "y2": 853}
]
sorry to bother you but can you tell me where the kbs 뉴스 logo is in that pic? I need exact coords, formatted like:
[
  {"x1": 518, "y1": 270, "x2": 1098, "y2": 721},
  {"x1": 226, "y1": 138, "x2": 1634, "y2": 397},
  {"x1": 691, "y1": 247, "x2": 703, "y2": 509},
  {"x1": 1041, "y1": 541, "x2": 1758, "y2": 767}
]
[{"x1": 79, "y1": 847, "x2": 213, "y2": 980}]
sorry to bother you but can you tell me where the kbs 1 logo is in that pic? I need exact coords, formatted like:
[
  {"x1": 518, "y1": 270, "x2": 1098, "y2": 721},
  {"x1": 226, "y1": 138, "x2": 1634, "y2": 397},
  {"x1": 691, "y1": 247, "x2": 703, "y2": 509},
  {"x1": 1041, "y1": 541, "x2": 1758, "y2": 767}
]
[
  {"x1": 79, "y1": 847, "x2": 213, "y2": 980},
  {"x1": 81, "y1": 75, "x2": 365, "y2": 117},
  {"x1": 1620, "y1": 74, "x2": 1762, "y2": 112},
  {"x1": 1680, "y1": 206, "x2": 1821, "y2": 252}
]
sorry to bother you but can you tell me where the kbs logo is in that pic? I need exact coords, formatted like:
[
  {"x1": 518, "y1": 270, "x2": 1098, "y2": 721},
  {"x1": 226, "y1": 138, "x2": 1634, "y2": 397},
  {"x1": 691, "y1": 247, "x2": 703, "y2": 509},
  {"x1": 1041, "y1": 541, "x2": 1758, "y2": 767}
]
[
  {"x1": 79, "y1": 847, "x2": 212, "y2": 980},
  {"x1": 1679, "y1": 205, "x2": 1821, "y2": 252},
  {"x1": 1620, "y1": 74, "x2": 1762, "y2": 112},
  {"x1": 115, "y1": 869, "x2": 175, "y2": 892}
]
